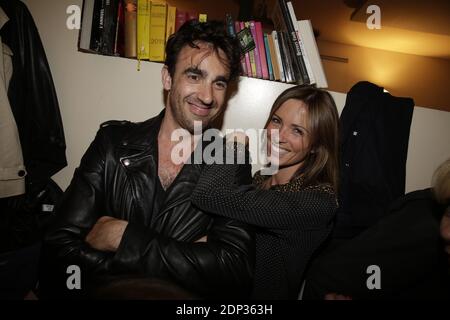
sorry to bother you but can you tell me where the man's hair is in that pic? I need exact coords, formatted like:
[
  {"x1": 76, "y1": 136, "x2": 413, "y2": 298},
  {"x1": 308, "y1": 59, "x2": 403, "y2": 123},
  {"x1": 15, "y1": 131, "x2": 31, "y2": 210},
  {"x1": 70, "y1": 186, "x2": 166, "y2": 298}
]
[
  {"x1": 264, "y1": 85, "x2": 340, "y2": 192},
  {"x1": 165, "y1": 20, "x2": 241, "y2": 81}
]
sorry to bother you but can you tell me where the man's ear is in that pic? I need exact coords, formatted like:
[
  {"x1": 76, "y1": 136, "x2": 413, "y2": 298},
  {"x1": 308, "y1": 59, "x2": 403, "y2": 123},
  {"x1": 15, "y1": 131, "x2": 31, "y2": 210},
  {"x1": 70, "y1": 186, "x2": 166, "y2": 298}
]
[{"x1": 161, "y1": 66, "x2": 172, "y2": 91}]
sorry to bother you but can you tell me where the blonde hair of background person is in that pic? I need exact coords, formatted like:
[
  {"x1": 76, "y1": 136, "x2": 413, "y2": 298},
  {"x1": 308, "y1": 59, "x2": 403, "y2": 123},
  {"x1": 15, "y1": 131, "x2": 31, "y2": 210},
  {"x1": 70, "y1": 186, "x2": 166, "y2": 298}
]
[{"x1": 433, "y1": 159, "x2": 450, "y2": 260}]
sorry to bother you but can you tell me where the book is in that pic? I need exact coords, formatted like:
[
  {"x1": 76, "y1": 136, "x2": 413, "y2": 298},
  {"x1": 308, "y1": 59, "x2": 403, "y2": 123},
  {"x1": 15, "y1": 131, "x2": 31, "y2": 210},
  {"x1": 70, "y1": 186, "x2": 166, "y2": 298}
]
[
  {"x1": 249, "y1": 21, "x2": 262, "y2": 78},
  {"x1": 255, "y1": 21, "x2": 269, "y2": 80},
  {"x1": 278, "y1": 31, "x2": 295, "y2": 83},
  {"x1": 272, "y1": 0, "x2": 308, "y2": 84},
  {"x1": 226, "y1": 14, "x2": 236, "y2": 37},
  {"x1": 264, "y1": 33, "x2": 274, "y2": 81},
  {"x1": 124, "y1": 0, "x2": 137, "y2": 58},
  {"x1": 175, "y1": 10, "x2": 187, "y2": 32},
  {"x1": 267, "y1": 32, "x2": 281, "y2": 81},
  {"x1": 244, "y1": 22, "x2": 257, "y2": 78},
  {"x1": 297, "y1": 20, "x2": 328, "y2": 88},
  {"x1": 149, "y1": 1, "x2": 167, "y2": 62},
  {"x1": 286, "y1": 1, "x2": 314, "y2": 84},
  {"x1": 90, "y1": 0, "x2": 105, "y2": 52},
  {"x1": 100, "y1": 0, "x2": 120, "y2": 55},
  {"x1": 234, "y1": 21, "x2": 247, "y2": 75},
  {"x1": 113, "y1": 0, "x2": 125, "y2": 56},
  {"x1": 240, "y1": 22, "x2": 252, "y2": 77},
  {"x1": 272, "y1": 30, "x2": 286, "y2": 82},
  {"x1": 166, "y1": 5, "x2": 176, "y2": 43},
  {"x1": 137, "y1": 0, "x2": 150, "y2": 60},
  {"x1": 79, "y1": 0, "x2": 95, "y2": 52}
]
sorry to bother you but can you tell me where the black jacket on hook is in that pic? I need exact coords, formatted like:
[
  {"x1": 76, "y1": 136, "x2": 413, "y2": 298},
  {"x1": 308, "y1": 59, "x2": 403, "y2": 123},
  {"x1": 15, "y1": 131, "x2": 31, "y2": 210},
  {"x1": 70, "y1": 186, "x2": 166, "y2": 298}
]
[
  {"x1": 0, "y1": 0, "x2": 67, "y2": 188},
  {"x1": 334, "y1": 81, "x2": 414, "y2": 239}
]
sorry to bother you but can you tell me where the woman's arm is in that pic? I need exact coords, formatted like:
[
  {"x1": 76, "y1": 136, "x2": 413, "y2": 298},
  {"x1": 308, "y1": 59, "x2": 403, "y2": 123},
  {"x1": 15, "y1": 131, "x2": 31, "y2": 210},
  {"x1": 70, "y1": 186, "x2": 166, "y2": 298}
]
[{"x1": 191, "y1": 143, "x2": 337, "y2": 230}]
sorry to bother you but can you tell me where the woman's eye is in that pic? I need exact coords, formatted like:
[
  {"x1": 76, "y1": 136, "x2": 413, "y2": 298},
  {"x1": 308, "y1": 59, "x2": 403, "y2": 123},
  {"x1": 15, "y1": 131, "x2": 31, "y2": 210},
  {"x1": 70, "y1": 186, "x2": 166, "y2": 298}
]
[
  {"x1": 271, "y1": 117, "x2": 280, "y2": 124},
  {"x1": 293, "y1": 128, "x2": 304, "y2": 136}
]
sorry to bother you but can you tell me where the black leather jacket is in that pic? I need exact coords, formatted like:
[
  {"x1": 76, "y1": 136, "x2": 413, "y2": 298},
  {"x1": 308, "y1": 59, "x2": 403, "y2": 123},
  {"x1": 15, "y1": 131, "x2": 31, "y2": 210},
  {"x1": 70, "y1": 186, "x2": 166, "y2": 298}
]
[
  {"x1": 45, "y1": 111, "x2": 255, "y2": 298},
  {"x1": 0, "y1": 0, "x2": 67, "y2": 186}
]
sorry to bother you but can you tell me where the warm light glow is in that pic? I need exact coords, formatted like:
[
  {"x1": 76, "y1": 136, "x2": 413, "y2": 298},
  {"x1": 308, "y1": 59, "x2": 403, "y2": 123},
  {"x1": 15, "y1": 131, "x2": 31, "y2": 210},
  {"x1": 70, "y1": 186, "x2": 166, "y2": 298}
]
[{"x1": 340, "y1": 22, "x2": 450, "y2": 59}]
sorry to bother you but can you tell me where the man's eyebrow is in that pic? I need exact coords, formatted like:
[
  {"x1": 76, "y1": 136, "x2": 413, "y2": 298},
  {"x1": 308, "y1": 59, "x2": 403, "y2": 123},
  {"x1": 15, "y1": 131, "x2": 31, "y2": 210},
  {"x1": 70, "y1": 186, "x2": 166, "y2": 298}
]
[{"x1": 214, "y1": 76, "x2": 229, "y2": 83}]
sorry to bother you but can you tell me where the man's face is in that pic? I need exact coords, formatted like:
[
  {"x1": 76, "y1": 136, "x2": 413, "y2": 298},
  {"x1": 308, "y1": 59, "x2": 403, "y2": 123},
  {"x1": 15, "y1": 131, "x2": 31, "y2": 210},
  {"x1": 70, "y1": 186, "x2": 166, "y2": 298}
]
[{"x1": 162, "y1": 42, "x2": 230, "y2": 133}]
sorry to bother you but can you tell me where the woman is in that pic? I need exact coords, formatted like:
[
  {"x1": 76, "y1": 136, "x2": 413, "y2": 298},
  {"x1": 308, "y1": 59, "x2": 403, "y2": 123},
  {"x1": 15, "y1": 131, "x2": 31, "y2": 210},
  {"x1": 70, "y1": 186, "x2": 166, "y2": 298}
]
[{"x1": 192, "y1": 85, "x2": 340, "y2": 299}]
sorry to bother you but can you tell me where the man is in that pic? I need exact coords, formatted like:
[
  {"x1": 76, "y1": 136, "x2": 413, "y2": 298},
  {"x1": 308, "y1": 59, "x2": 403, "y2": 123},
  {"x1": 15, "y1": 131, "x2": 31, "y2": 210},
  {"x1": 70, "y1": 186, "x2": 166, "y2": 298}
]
[{"x1": 41, "y1": 20, "x2": 254, "y2": 299}]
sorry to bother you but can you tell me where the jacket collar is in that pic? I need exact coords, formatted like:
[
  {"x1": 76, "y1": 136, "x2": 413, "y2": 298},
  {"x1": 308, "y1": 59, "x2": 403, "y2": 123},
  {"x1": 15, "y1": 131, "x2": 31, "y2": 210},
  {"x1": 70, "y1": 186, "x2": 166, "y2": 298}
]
[{"x1": 117, "y1": 109, "x2": 213, "y2": 220}]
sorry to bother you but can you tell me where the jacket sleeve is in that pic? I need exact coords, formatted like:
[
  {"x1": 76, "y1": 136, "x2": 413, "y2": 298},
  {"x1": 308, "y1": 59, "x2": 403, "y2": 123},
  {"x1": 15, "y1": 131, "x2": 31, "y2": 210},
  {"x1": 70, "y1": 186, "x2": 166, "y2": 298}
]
[
  {"x1": 45, "y1": 126, "x2": 114, "y2": 274},
  {"x1": 112, "y1": 214, "x2": 255, "y2": 298},
  {"x1": 191, "y1": 143, "x2": 338, "y2": 230}
]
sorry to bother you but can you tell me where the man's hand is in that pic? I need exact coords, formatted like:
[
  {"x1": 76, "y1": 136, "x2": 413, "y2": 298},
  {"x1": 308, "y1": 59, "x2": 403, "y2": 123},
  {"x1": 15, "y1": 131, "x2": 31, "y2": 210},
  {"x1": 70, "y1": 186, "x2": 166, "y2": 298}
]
[{"x1": 85, "y1": 216, "x2": 128, "y2": 252}]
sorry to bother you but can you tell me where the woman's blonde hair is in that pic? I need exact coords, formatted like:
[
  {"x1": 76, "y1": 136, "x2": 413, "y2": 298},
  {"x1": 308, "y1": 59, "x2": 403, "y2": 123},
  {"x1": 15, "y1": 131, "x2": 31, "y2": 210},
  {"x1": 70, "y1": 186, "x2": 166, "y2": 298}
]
[{"x1": 432, "y1": 158, "x2": 450, "y2": 205}]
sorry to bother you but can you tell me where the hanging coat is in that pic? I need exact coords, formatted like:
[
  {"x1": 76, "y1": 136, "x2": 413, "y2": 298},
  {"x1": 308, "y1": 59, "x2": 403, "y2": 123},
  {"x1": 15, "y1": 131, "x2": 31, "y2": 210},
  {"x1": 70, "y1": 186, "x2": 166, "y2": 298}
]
[
  {"x1": 334, "y1": 81, "x2": 414, "y2": 239},
  {"x1": 0, "y1": 6, "x2": 26, "y2": 198},
  {"x1": 0, "y1": 0, "x2": 66, "y2": 189}
]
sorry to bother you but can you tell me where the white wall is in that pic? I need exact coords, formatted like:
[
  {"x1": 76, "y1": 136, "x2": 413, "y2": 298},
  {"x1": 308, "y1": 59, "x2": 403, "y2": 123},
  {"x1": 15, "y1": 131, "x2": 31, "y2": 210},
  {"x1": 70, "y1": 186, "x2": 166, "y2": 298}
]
[{"x1": 23, "y1": 0, "x2": 450, "y2": 193}]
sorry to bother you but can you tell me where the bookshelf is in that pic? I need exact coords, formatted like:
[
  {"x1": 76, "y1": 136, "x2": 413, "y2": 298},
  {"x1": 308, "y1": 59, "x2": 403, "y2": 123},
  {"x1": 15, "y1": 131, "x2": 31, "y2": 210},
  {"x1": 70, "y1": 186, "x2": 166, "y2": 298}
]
[{"x1": 78, "y1": 0, "x2": 328, "y2": 87}]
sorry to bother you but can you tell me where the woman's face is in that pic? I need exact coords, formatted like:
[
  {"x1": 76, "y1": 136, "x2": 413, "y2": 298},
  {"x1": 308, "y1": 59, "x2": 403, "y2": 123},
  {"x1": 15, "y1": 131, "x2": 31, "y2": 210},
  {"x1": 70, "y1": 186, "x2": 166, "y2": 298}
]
[{"x1": 266, "y1": 99, "x2": 312, "y2": 170}]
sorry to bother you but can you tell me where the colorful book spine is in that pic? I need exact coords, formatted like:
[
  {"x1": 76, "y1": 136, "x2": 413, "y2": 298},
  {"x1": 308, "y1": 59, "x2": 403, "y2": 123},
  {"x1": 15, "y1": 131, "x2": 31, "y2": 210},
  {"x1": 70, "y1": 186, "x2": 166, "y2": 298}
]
[
  {"x1": 255, "y1": 22, "x2": 269, "y2": 80},
  {"x1": 240, "y1": 22, "x2": 252, "y2": 77},
  {"x1": 235, "y1": 21, "x2": 247, "y2": 76},
  {"x1": 264, "y1": 33, "x2": 274, "y2": 81},
  {"x1": 245, "y1": 22, "x2": 257, "y2": 78},
  {"x1": 267, "y1": 32, "x2": 281, "y2": 81},
  {"x1": 149, "y1": 1, "x2": 167, "y2": 62},
  {"x1": 226, "y1": 14, "x2": 235, "y2": 37},
  {"x1": 175, "y1": 10, "x2": 187, "y2": 32},
  {"x1": 113, "y1": 0, "x2": 125, "y2": 56},
  {"x1": 166, "y1": 5, "x2": 176, "y2": 43},
  {"x1": 124, "y1": 0, "x2": 137, "y2": 58},
  {"x1": 137, "y1": 0, "x2": 150, "y2": 60},
  {"x1": 249, "y1": 21, "x2": 262, "y2": 78},
  {"x1": 272, "y1": 30, "x2": 286, "y2": 82}
]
